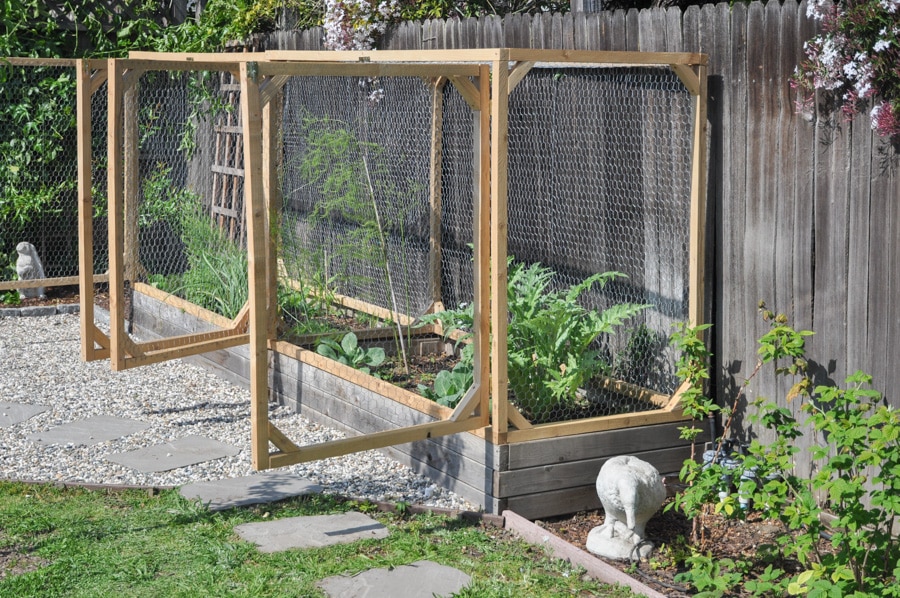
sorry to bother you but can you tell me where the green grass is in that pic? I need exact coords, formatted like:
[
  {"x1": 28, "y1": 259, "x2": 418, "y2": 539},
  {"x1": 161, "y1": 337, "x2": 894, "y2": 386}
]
[{"x1": 0, "y1": 482, "x2": 636, "y2": 598}]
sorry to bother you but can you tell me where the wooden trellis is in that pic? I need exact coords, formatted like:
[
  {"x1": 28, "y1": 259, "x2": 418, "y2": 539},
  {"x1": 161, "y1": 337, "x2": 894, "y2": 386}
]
[{"x1": 210, "y1": 70, "x2": 246, "y2": 242}]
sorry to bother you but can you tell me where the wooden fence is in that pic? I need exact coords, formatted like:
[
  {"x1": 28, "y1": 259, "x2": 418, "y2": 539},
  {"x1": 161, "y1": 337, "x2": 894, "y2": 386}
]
[{"x1": 261, "y1": 0, "x2": 900, "y2": 477}]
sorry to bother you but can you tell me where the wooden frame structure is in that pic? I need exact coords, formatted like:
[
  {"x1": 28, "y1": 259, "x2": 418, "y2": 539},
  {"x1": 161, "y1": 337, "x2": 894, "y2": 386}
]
[{"x1": 78, "y1": 49, "x2": 708, "y2": 473}]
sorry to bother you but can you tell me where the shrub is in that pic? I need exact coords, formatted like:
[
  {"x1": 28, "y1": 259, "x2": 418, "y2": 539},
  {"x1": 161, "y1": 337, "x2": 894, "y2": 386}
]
[{"x1": 672, "y1": 306, "x2": 900, "y2": 596}]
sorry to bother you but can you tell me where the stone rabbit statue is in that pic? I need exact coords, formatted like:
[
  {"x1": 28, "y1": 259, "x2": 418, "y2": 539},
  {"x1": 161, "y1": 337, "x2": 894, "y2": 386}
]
[
  {"x1": 15, "y1": 241, "x2": 47, "y2": 300},
  {"x1": 586, "y1": 455, "x2": 666, "y2": 560}
]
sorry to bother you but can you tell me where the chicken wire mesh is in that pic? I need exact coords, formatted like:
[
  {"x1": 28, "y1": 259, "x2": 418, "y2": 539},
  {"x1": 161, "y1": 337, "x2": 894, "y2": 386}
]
[
  {"x1": 503, "y1": 65, "x2": 695, "y2": 424},
  {"x1": 277, "y1": 73, "x2": 476, "y2": 400},
  {"x1": 279, "y1": 76, "x2": 434, "y2": 318},
  {"x1": 118, "y1": 67, "x2": 249, "y2": 320},
  {"x1": 0, "y1": 61, "x2": 82, "y2": 292}
]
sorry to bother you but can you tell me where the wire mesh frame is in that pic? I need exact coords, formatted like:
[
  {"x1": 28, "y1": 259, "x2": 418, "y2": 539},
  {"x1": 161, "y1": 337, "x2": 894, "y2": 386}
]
[
  {"x1": 80, "y1": 49, "x2": 707, "y2": 469},
  {"x1": 240, "y1": 59, "x2": 493, "y2": 470},
  {"x1": 79, "y1": 57, "x2": 259, "y2": 371},
  {"x1": 0, "y1": 58, "x2": 109, "y2": 298},
  {"x1": 487, "y1": 50, "x2": 709, "y2": 445}
]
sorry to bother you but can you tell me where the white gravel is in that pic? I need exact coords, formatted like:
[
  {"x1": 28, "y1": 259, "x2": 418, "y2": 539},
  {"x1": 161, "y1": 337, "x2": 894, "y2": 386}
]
[{"x1": 0, "y1": 313, "x2": 476, "y2": 510}]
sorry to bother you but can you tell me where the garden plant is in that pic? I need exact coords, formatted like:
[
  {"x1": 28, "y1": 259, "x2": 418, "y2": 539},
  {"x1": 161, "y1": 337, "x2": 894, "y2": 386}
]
[
  {"x1": 421, "y1": 258, "x2": 649, "y2": 421},
  {"x1": 670, "y1": 305, "x2": 900, "y2": 596}
]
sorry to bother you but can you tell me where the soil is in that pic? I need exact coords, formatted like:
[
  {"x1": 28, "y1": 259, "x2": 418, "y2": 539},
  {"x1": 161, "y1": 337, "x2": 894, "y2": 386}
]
[
  {"x1": 0, "y1": 532, "x2": 49, "y2": 581},
  {"x1": 536, "y1": 501, "x2": 832, "y2": 597},
  {"x1": 379, "y1": 352, "x2": 459, "y2": 392}
]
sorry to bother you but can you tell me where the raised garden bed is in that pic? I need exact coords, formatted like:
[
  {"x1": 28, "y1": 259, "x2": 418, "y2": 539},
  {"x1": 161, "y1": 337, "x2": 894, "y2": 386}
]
[{"x1": 129, "y1": 283, "x2": 706, "y2": 518}]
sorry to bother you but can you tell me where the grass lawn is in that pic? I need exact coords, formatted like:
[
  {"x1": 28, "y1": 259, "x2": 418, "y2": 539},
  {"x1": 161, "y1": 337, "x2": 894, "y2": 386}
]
[{"x1": 0, "y1": 481, "x2": 637, "y2": 597}]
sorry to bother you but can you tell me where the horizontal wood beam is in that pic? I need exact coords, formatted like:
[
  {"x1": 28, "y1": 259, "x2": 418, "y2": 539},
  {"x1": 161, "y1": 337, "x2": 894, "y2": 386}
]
[
  {"x1": 133, "y1": 282, "x2": 240, "y2": 330},
  {"x1": 271, "y1": 339, "x2": 454, "y2": 421},
  {"x1": 278, "y1": 270, "x2": 419, "y2": 327},
  {"x1": 505, "y1": 407, "x2": 690, "y2": 444},
  {"x1": 128, "y1": 51, "x2": 267, "y2": 62},
  {"x1": 120, "y1": 333, "x2": 250, "y2": 370},
  {"x1": 0, "y1": 274, "x2": 108, "y2": 291},
  {"x1": 118, "y1": 58, "x2": 241, "y2": 75},
  {"x1": 593, "y1": 377, "x2": 671, "y2": 409},
  {"x1": 129, "y1": 326, "x2": 248, "y2": 354},
  {"x1": 267, "y1": 416, "x2": 483, "y2": 468},
  {"x1": 258, "y1": 61, "x2": 481, "y2": 79},
  {"x1": 265, "y1": 49, "x2": 507, "y2": 63},
  {"x1": 505, "y1": 49, "x2": 708, "y2": 66}
]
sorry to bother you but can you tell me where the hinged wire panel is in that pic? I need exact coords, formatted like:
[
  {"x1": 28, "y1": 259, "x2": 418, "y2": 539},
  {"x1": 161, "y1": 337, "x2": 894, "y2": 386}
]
[
  {"x1": 279, "y1": 75, "x2": 436, "y2": 320},
  {"x1": 103, "y1": 59, "x2": 253, "y2": 372},
  {"x1": 503, "y1": 65, "x2": 696, "y2": 425}
]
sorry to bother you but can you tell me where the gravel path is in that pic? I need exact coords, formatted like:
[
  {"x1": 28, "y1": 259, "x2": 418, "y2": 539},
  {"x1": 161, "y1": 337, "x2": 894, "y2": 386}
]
[{"x1": 0, "y1": 313, "x2": 475, "y2": 510}]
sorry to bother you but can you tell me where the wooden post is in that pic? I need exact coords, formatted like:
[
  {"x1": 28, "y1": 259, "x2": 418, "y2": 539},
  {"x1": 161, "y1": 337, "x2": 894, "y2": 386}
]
[
  {"x1": 490, "y1": 54, "x2": 510, "y2": 444},
  {"x1": 688, "y1": 64, "x2": 708, "y2": 328},
  {"x1": 107, "y1": 59, "x2": 126, "y2": 371},
  {"x1": 240, "y1": 61, "x2": 271, "y2": 470},
  {"x1": 475, "y1": 65, "x2": 491, "y2": 427},
  {"x1": 262, "y1": 78, "x2": 283, "y2": 338},
  {"x1": 77, "y1": 60, "x2": 96, "y2": 361},
  {"x1": 429, "y1": 77, "x2": 446, "y2": 312},
  {"x1": 123, "y1": 80, "x2": 142, "y2": 283}
]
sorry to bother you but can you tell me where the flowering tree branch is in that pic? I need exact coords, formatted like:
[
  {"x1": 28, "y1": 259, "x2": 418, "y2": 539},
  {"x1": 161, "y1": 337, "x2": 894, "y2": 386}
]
[{"x1": 792, "y1": 0, "x2": 900, "y2": 137}]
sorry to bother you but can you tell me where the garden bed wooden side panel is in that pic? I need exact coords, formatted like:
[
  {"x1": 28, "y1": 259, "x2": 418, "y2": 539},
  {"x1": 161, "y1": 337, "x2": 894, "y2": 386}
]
[
  {"x1": 498, "y1": 422, "x2": 709, "y2": 520},
  {"x1": 130, "y1": 292, "x2": 252, "y2": 390},
  {"x1": 271, "y1": 351, "x2": 503, "y2": 512}
]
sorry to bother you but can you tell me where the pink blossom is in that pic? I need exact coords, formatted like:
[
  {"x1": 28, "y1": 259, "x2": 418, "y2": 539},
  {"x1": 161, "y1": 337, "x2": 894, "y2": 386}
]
[{"x1": 871, "y1": 102, "x2": 900, "y2": 136}]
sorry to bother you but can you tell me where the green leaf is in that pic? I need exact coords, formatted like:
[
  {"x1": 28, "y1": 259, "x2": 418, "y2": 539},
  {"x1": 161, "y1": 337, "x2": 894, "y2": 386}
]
[{"x1": 340, "y1": 332, "x2": 359, "y2": 355}]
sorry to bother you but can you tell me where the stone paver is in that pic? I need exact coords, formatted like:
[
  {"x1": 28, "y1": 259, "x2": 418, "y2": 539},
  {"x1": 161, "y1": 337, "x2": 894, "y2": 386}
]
[
  {"x1": 0, "y1": 402, "x2": 48, "y2": 428},
  {"x1": 27, "y1": 415, "x2": 149, "y2": 446},
  {"x1": 104, "y1": 435, "x2": 240, "y2": 472},
  {"x1": 234, "y1": 511, "x2": 389, "y2": 553},
  {"x1": 179, "y1": 471, "x2": 322, "y2": 511},
  {"x1": 317, "y1": 559, "x2": 473, "y2": 598}
]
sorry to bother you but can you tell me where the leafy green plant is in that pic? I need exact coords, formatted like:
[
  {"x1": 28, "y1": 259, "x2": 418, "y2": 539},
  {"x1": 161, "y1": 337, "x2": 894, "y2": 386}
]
[
  {"x1": 299, "y1": 116, "x2": 419, "y2": 373},
  {"x1": 145, "y1": 182, "x2": 248, "y2": 319},
  {"x1": 316, "y1": 332, "x2": 386, "y2": 375},
  {"x1": 0, "y1": 65, "x2": 75, "y2": 227},
  {"x1": 1, "y1": 289, "x2": 20, "y2": 305},
  {"x1": 672, "y1": 304, "x2": 900, "y2": 596},
  {"x1": 674, "y1": 553, "x2": 749, "y2": 597},
  {"x1": 277, "y1": 282, "x2": 339, "y2": 337},
  {"x1": 417, "y1": 348, "x2": 474, "y2": 408},
  {"x1": 421, "y1": 258, "x2": 648, "y2": 422}
]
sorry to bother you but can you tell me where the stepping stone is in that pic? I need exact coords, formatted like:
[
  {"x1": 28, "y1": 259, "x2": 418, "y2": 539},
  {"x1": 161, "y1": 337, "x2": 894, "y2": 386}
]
[
  {"x1": 235, "y1": 512, "x2": 389, "y2": 553},
  {"x1": 317, "y1": 560, "x2": 472, "y2": 598},
  {"x1": 0, "y1": 402, "x2": 47, "y2": 428},
  {"x1": 179, "y1": 472, "x2": 323, "y2": 511},
  {"x1": 27, "y1": 415, "x2": 149, "y2": 446},
  {"x1": 105, "y1": 435, "x2": 240, "y2": 472}
]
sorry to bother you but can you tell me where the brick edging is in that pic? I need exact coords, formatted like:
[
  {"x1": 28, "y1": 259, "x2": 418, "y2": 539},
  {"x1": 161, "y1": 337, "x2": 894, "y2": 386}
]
[{"x1": 502, "y1": 509, "x2": 668, "y2": 598}]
